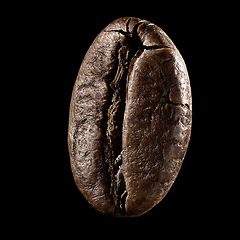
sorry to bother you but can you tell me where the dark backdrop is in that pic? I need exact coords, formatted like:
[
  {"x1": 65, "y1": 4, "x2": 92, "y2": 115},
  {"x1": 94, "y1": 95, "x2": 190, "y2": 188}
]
[{"x1": 20, "y1": 1, "x2": 231, "y2": 236}]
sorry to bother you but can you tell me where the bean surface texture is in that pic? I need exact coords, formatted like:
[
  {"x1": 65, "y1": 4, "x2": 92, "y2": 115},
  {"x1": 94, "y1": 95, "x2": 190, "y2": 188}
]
[{"x1": 68, "y1": 17, "x2": 192, "y2": 217}]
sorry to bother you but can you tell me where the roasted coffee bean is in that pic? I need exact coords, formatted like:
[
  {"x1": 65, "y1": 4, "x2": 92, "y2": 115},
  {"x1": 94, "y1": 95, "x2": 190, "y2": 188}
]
[{"x1": 68, "y1": 17, "x2": 192, "y2": 217}]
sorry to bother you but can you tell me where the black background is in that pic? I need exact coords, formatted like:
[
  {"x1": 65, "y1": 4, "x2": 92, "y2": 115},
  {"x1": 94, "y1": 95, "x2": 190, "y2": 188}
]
[{"x1": 10, "y1": 1, "x2": 236, "y2": 236}]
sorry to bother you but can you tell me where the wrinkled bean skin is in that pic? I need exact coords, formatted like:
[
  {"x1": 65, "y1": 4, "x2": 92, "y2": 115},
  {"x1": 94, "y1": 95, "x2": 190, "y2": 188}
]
[{"x1": 68, "y1": 17, "x2": 192, "y2": 217}]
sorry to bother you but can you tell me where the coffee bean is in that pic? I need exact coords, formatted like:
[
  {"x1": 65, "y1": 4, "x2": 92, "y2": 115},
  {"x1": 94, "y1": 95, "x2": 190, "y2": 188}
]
[{"x1": 68, "y1": 17, "x2": 192, "y2": 217}]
